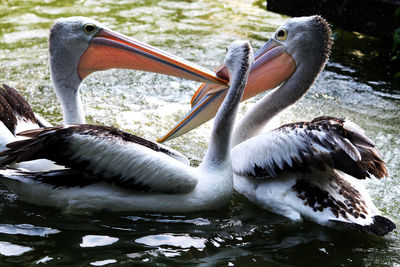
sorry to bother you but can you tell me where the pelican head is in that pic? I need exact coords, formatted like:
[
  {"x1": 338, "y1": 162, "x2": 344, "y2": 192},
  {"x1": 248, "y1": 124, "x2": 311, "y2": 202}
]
[
  {"x1": 158, "y1": 15, "x2": 332, "y2": 142},
  {"x1": 48, "y1": 16, "x2": 228, "y2": 124},
  {"x1": 260, "y1": 16, "x2": 332, "y2": 81}
]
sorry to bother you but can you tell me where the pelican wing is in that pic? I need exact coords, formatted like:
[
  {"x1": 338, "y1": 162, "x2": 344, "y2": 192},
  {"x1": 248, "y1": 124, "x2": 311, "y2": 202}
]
[
  {"x1": 232, "y1": 116, "x2": 387, "y2": 180},
  {"x1": 0, "y1": 125, "x2": 197, "y2": 193}
]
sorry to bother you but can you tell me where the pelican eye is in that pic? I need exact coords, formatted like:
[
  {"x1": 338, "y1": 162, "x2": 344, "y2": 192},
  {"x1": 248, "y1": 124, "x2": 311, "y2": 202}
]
[
  {"x1": 83, "y1": 23, "x2": 97, "y2": 34},
  {"x1": 276, "y1": 29, "x2": 287, "y2": 41}
]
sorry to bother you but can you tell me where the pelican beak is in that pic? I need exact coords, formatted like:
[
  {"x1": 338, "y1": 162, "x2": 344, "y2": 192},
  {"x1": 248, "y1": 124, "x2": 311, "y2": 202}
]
[
  {"x1": 157, "y1": 38, "x2": 296, "y2": 143},
  {"x1": 78, "y1": 28, "x2": 228, "y2": 85}
]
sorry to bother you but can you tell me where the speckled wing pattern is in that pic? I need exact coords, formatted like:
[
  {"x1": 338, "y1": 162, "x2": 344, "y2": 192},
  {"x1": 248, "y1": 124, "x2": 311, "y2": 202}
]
[
  {"x1": 232, "y1": 116, "x2": 387, "y2": 180},
  {"x1": 0, "y1": 125, "x2": 196, "y2": 193}
]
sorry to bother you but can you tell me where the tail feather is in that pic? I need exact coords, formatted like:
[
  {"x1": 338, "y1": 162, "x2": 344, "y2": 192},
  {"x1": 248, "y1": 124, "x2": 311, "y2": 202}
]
[
  {"x1": 331, "y1": 215, "x2": 396, "y2": 236},
  {"x1": 357, "y1": 147, "x2": 388, "y2": 178}
]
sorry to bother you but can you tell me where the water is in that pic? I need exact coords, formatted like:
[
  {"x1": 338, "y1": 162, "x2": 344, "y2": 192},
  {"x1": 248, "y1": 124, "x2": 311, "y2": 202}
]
[{"x1": 0, "y1": 0, "x2": 399, "y2": 265}]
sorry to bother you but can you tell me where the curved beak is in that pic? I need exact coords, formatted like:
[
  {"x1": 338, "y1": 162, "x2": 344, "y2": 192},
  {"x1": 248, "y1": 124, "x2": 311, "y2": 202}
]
[
  {"x1": 78, "y1": 28, "x2": 228, "y2": 85},
  {"x1": 158, "y1": 39, "x2": 296, "y2": 143}
]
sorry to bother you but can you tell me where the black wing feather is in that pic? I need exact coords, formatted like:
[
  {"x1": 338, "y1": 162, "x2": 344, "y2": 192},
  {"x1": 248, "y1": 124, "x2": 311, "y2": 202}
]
[{"x1": 232, "y1": 116, "x2": 387, "y2": 180}]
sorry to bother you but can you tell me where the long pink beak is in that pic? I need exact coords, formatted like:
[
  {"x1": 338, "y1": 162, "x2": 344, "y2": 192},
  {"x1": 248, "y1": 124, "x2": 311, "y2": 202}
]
[
  {"x1": 158, "y1": 39, "x2": 296, "y2": 143},
  {"x1": 78, "y1": 28, "x2": 228, "y2": 85}
]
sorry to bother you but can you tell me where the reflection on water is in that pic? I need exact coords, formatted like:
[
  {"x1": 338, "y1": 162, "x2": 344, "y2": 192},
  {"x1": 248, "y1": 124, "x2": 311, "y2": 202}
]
[
  {"x1": 0, "y1": 0, "x2": 399, "y2": 265},
  {"x1": 80, "y1": 235, "x2": 119, "y2": 248},
  {"x1": 90, "y1": 259, "x2": 118, "y2": 266},
  {"x1": 35, "y1": 256, "x2": 53, "y2": 264},
  {"x1": 0, "y1": 223, "x2": 60, "y2": 236},
  {"x1": 135, "y1": 233, "x2": 207, "y2": 248},
  {"x1": 0, "y1": 241, "x2": 32, "y2": 256}
]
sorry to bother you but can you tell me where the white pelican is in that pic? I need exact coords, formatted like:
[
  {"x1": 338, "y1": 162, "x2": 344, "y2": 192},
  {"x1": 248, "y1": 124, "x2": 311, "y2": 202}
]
[
  {"x1": 0, "y1": 40, "x2": 254, "y2": 212},
  {"x1": 0, "y1": 16, "x2": 228, "y2": 171},
  {"x1": 158, "y1": 16, "x2": 395, "y2": 235}
]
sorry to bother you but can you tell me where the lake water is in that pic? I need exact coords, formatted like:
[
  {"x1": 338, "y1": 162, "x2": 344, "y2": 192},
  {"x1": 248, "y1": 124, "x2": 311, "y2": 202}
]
[{"x1": 0, "y1": 0, "x2": 399, "y2": 265}]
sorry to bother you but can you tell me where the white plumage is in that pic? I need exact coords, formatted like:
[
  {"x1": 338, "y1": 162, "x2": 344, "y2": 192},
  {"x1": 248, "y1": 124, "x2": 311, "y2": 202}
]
[
  {"x1": 0, "y1": 40, "x2": 254, "y2": 213},
  {"x1": 228, "y1": 16, "x2": 394, "y2": 235},
  {"x1": 66, "y1": 132, "x2": 194, "y2": 192},
  {"x1": 0, "y1": 16, "x2": 228, "y2": 172},
  {"x1": 162, "y1": 16, "x2": 395, "y2": 235}
]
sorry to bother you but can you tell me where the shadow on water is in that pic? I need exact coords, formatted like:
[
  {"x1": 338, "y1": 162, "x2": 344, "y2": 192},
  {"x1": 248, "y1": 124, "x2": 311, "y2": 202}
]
[
  {"x1": 0, "y1": 0, "x2": 399, "y2": 265},
  {"x1": 0, "y1": 188, "x2": 398, "y2": 266}
]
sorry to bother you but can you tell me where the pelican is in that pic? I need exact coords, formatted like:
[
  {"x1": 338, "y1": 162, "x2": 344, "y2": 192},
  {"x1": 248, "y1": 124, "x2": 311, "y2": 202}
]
[
  {"x1": 158, "y1": 16, "x2": 395, "y2": 235},
  {"x1": 0, "y1": 16, "x2": 229, "y2": 171},
  {"x1": 0, "y1": 40, "x2": 254, "y2": 212}
]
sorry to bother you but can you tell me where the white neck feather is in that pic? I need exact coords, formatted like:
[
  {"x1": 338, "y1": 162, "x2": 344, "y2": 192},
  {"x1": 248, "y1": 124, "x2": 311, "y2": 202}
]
[
  {"x1": 201, "y1": 59, "x2": 250, "y2": 169},
  {"x1": 57, "y1": 87, "x2": 86, "y2": 124},
  {"x1": 49, "y1": 42, "x2": 86, "y2": 125},
  {"x1": 231, "y1": 61, "x2": 319, "y2": 147}
]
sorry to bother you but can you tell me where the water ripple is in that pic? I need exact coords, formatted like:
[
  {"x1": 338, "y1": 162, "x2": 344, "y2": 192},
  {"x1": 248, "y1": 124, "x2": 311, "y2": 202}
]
[
  {"x1": 0, "y1": 241, "x2": 32, "y2": 256},
  {"x1": 135, "y1": 234, "x2": 206, "y2": 249},
  {"x1": 80, "y1": 235, "x2": 119, "y2": 248},
  {"x1": 0, "y1": 224, "x2": 60, "y2": 237},
  {"x1": 90, "y1": 259, "x2": 118, "y2": 266},
  {"x1": 0, "y1": 0, "x2": 399, "y2": 265}
]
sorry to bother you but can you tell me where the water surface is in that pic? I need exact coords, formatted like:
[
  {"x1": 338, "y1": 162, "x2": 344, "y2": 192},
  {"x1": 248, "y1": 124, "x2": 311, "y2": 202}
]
[{"x1": 0, "y1": 0, "x2": 399, "y2": 265}]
